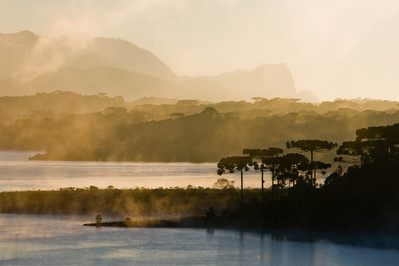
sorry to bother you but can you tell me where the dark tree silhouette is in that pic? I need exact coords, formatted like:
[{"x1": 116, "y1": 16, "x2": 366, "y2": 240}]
[
  {"x1": 336, "y1": 123, "x2": 399, "y2": 167},
  {"x1": 95, "y1": 214, "x2": 102, "y2": 226},
  {"x1": 287, "y1": 140, "x2": 337, "y2": 186},
  {"x1": 335, "y1": 140, "x2": 385, "y2": 166},
  {"x1": 217, "y1": 156, "x2": 252, "y2": 203},
  {"x1": 243, "y1": 147, "x2": 283, "y2": 198},
  {"x1": 277, "y1": 153, "x2": 310, "y2": 187},
  {"x1": 213, "y1": 178, "x2": 235, "y2": 189},
  {"x1": 336, "y1": 141, "x2": 365, "y2": 165},
  {"x1": 261, "y1": 156, "x2": 282, "y2": 189},
  {"x1": 205, "y1": 207, "x2": 216, "y2": 219}
]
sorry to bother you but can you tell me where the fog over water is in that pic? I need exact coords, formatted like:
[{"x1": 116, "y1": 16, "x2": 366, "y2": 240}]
[
  {"x1": 1, "y1": 151, "x2": 399, "y2": 264},
  {"x1": 1, "y1": 1, "x2": 399, "y2": 264},
  {"x1": 1, "y1": 214, "x2": 399, "y2": 265}
]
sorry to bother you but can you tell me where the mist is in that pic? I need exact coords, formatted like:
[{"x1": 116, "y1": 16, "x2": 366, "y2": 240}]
[
  {"x1": 1, "y1": 0, "x2": 399, "y2": 101},
  {"x1": 0, "y1": 30, "x2": 317, "y2": 102},
  {"x1": 1, "y1": 1, "x2": 399, "y2": 263}
]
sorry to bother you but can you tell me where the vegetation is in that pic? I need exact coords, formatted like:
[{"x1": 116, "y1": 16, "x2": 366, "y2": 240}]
[
  {"x1": 1, "y1": 92, "x2": 399, "y2": 235},
  {"x1": 217, "y1": 156, "x2": 252, "y2": 203},
  {"x1": 2, "y1": 123, "x2": 399, "y2": 235},
  {"x1": 2, "y1": 91, "x2": 399, "y2": 162},
  {"x1": 0, "y1": 187, "x2": 242, "y2": 216},
  {"x1": 286, "y1": 140, "x2": 336, "y2": 186},
  {"x1": 215, "y1": 123, "x2": 399, "y2": 233},
  {"x1": 243, "y1": 147, "x2": 283, "y2": 198}
]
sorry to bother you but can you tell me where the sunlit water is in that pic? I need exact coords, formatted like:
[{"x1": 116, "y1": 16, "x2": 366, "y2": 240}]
[
  {"x1": 0, "y1": 151, "x2": 271, "y2": 191},
  {"x1": 1, "y1": 151, "x2": 397, "y2": 265}
]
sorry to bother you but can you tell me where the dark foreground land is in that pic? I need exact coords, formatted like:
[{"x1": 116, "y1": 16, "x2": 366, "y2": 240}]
[
  {"x1": 2, "y1": 112, "x2": 399, "y2": 250},
  {"x1": 84, "y1": 214, "x2": 225, "y2": 228},
  {"x1": 2, "y1": 161, "x2": 399, "y2": 249},
  {"x1": 2, "y1": 173, "x2": 399, "y2": 235}
]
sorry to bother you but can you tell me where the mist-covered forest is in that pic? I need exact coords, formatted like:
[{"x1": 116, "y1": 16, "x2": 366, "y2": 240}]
[
  {"x1": 1, "y1": 121, "x2": 399, "y2": 236},
  {"x1": 1, "y1": 91, "x2": 399, "y2": 162}
]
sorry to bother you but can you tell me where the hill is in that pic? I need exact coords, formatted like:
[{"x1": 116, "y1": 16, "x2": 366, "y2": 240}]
[
  {"x1": 0, "y1": 31, "x2": 176, "y2": 80},
  {"x1": 0, "y1": 31, "x2": 317, "y2": 101}
]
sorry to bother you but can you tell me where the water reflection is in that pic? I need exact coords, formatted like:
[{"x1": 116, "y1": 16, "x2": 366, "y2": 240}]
[
  {"x1": 272, "y1": 232, "x2": 315, "y2": 243},
  {"x1": 1, "y1": 214, "x2": 399, "y2": 265},
  {"x1": 206, "y1": 228, "x2": 215, "y2": 235}
]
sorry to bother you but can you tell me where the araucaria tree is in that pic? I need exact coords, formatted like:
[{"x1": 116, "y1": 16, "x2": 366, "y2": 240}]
[
  {"x1": 243, "y1": 148, "x2": 283, "y2": 198},
  {"x1": 336, "y1": 123, "x2": 399, "y2": 168},
  {"x1": 286, "y1": 140, "x2": 336, "y2": 186},
  {"x1": 277, "y1": 153, "x2": 310, "y2": 188},
  {"x1": 217, "y1": 156, "x2": 252, "y2": 203}
]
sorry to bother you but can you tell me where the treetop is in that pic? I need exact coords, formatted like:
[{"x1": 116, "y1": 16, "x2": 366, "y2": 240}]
[
  {"x1": 242, "y1": 147, "x2": 283, "y2": 158},
  {"x1": 286, "y1": 140, "x2": 337, "y2": 152}
]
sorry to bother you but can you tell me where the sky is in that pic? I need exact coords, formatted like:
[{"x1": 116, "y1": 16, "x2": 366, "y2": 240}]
[{"x1": 0, "y1": 0, "x2": 399, "y2": 101}]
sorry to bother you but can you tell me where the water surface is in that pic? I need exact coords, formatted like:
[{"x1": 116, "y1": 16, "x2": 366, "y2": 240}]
[
  {"x1": 1, "y1": 214, "x2": 398, "y2": 265},
  {"x1": 1, "y1": 151, "x2": 396, "y2": 265},
  {"x1": 0, "y1": 151, "x2": 269, "y2": 191}
]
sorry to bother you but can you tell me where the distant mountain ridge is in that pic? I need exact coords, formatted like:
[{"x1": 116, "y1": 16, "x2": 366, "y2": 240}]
[
  {"x1": 202, "y1": 64, "x2": 296, "y2": 99},
  {"x1": 0, "y1": 30, "x2": 318, "y2": 102},
  {"x1": 0, "y1": 30, "x2": 176, "y2": 80}
]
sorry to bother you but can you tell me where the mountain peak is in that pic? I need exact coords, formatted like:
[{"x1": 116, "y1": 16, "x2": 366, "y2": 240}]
[
  {"x1": 203, "y1": 64, "x2": 295, "y2": 98},
  {"x1": 0, "y1": 30, "x2": 177, "y2": 81},
  {"x1": 0, "y1": 30, "x2": 37, "y2": 41},
  {"x1": 0, "y1": 30, "x2": 318, "y2": 102},
  {"x1": 91, "y1": 37, "x2": 177, "y2": 80}
]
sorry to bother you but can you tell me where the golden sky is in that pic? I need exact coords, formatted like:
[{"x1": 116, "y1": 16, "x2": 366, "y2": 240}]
[{"x1": 1, "y1": 0, "x2": 399, "y2": 101}]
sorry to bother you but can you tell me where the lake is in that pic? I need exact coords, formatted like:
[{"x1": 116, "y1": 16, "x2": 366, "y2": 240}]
[
  {"x1": 1, "y1": 151, "x2": 398, "y2": 265},
  {"x1": 0, "y1": 151, "x2": 269, "y2": 191},
  {"x1": 1, "y1": 214, "x2": 399, "y2": 265}
]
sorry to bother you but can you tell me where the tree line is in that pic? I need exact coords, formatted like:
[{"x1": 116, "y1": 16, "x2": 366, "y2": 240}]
[
  {"x1": 217, "y1": 140, "x2": 337, "y2": 203},
  {"x1": 1, "y1": 122, "x2": 399, "y2": 233},
  {"x1": 216, "y1": 122, "x2": 399, "y2": 232},
  {"x1": 2, "y1": 91, "x2": 399, "y2": 162},
  {"x1": 2, "y1": 106, "x2": 399, "y2": 162}
]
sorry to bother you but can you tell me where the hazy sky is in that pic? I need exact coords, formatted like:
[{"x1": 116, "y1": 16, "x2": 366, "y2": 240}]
[{"x1": 1, "y1": 0, "x2": 399, "y2": 101}]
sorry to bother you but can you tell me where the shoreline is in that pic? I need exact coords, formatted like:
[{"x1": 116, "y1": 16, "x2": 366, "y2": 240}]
[
  {"x1": 83, "y1": 215, "x2": 399, "y2": 250},
  {"x1": 83, "y1": 215, "x2": 225, "y2": 228}
]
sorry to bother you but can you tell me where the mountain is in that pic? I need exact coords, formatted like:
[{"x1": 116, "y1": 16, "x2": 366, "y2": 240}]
[
  {"x1": 0, "y1": 66, "x2": 243, "y2": 100},
  {"x1": 0, "y1": 66, "x2": 177, "y2": 99},
  {"x1": 0, "y1": 31, "x2": 176, "y2": 80},
  {"x1": 202, "y1": 64, "x2": 296, "y2": 98},
  {"x1": 0, "y1": 30, "x2": 318, "y2": 102},
  {"x1": 0, "y1": 31, "x2": 39, "y2": 80},
  {"x1": 201, "y1": 64, "x2": 318, "y2": 101}
]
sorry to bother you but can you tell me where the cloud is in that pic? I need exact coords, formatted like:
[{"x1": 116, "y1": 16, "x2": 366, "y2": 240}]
[
  {"x1": 11, "y1": 0, "x2": 192, "y2": 80},
  {"x1": 17, "y1": 33, "x2": 94, "y2": 80}
]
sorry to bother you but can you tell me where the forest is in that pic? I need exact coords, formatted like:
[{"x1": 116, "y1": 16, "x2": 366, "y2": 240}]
[
  {"x1": 1, "y1": 118, "x2": 399, "y2": 235},
  {"x1": 212, "y1": 122, "x2": 399, "y2": 233},
  {"x1": 1, "y1": 91, "x2": 399, "y2": 162}
]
